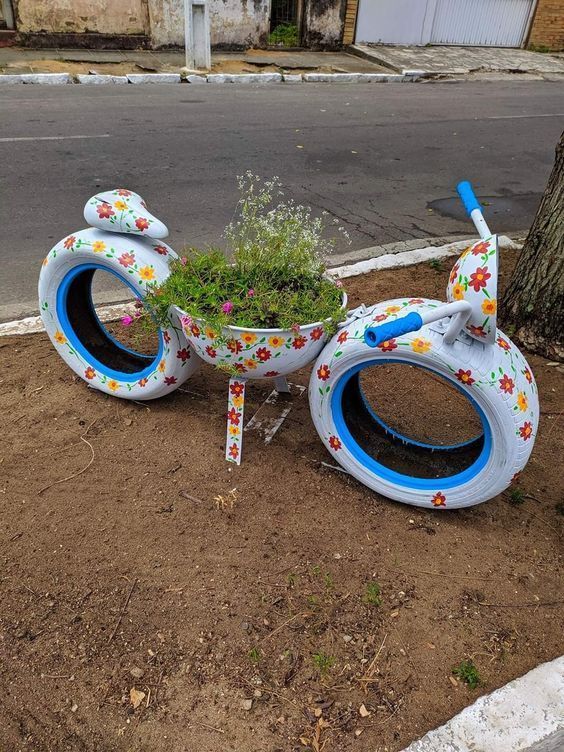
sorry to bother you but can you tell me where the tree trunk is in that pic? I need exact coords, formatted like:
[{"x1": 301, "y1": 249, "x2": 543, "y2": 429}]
[{"x1": 501, "y1": 130, "x2": 564, "y2": 361}]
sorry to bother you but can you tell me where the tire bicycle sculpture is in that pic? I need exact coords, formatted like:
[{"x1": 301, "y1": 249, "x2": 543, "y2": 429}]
[{"x1": 39, "y1": 182, "x2": 539, "y2": 509}]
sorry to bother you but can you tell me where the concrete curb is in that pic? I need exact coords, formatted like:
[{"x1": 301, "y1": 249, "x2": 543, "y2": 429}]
[
  {"x1": 400, "y1": 656, "x2": 564, "y2": 752},
  {"x1": 0, "y1": 235, "x2": 521, "y2": 337}
]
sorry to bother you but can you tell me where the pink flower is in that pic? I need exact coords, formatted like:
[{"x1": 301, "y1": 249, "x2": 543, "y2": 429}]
[
  {"x1": 335, "y1": 279, "x2": 343, "y2": 288},
  {"x1": 121, "y1": 315, "x2": 133, "y2": 327},
  {"x1": 221, "y1": 301, "x2": 233, "y2": 314},
  {"x1": 180, "y1": 257, "x2": 187, "y2": 266},
  {"x1": 180, "y1": 314, "x2": 192, "y2": 328},
  {"x1": 247, "y1": 289, "x2": 255, "y2": 297},
  {"x1": 291, "y1": 323, "x2": 300, "y2": 334}
]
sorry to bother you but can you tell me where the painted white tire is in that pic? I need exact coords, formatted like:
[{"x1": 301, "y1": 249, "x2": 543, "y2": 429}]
[
  {"x1": 38, "y1": 228, "x2": 200, "y2": 400},
  {"x1": 309, "y1": 297, "x2": 539, "y2": 509}
]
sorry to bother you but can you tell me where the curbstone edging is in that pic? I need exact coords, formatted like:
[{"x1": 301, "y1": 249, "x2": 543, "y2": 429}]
[
  {"x1": 282, "y1": 73, "x2": 303, "y2": 84},
  {"x1": 127, "y1": 73, "x2": 181, "y2": 84},
  {"x1": 186, "y1": 74, "x2": 206, "y2": 84},
  {"x1": 77, "y1": 74, "x2": 129, "y2": 85},
  {"x1": 207, "y1": 72, "x2": 282, "y2": 84},
  {"x1": 303, "y1": 72, "x2": 410, "y2": 83},
  {"x1": 21, "y1": 73, "x2": 72, "y2": 85}
]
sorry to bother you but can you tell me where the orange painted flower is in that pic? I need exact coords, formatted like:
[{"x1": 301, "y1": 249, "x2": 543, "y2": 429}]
[
  {"x1": 241, "y1": 332, "x2": 257, "y2": 346},
  {"x1": 135, "y1": 217, "x2": 150, "y2": 231},
  {"x1": 449, "y1": 265, "x2": 459, "y2": 284},
  {"x1": 232, "y1": 395, "x2": 244, "y2": 408},
  {"x1": 154, "y1": 244, "x2": 168, "y2": 255},
  {"x1": 42, "y1": 256, "x2": 49, "y2": 266},
  {"x1": 373, "y1": 313, "x2": 388, "y2": 323},
  {"x1": 54, "y1": 330, "x2": 66, "y2": 345},
  {"x1": 519, "y1": 421, "x2": 533, "y2": 441},
  {"x1": 517, "y1": 391, "x2": 528, "y2": 412},
  {"x1": 139, "y1": 266, "x2": 155, "y2": 281},
  {"x1": 138, "y1": 377, "x2": 148, "y2": 387},
  {"x1": 158, "y1": 359, "x2": 166, "y2": 373},
  {"x1": 385, "y1": 305, "x2": 401, "y2": 314},
  {"x1": 317, "y1": 364, "x2": 331, "y2": 381},
  {"x1": 190, "y1": 323, "x2": 201, "y2": 338},
  {"x1": 408, "y1": 298, "x2": 425, "y2": 305},
  {"x1": 229, "y1": 425, "x2": 240, "y2": 436},
  {"x1": 63, "y1": 235, "x2": 76, "y2": 250},
  {"x1": 268, "y1": 335, "x2": 285, "y2": 348},
  {"x1": 229, "y1": 381, "x2": 245, "y2": 397},
  {"x1": 455, "y1": 369, "x2": 475, "y2": 385},
  {"x1": 481, "y1": 298, "x2": 497, "y2": 316},
  {"x1": 292, "y1": 335, "x2": 308, "y2": 350},
  {"x1": 107, "y1": 379, "x2": 119, "y2": 392},
  {"x1": 204, "y1": 326, "x2": 217, "y2": 340},
  {"x1": 84, "y1": 366, "x2": 96, "y2": 380},
  {"x1": 499, "y1": 374, "x2": 515, "y2": 394},
  {"x1": 227, "y1": 407, "x2": 241, "y2": 426},
  {"x1": 471, "y1": 240, "x2": 489, "y2": 256},
  {"x1": 329, "y1": 435, "x2": 342, "y2": 451},
  {"x1": 497, "y1": 336, "x2": 511, "y2": 351},
  {"x1": 92, "y1": 240, "x2": 106, "y2": 253},
  {"x1": 411, "y1": 337, "x2": 431, "y2": 354},
  {"x1": 118, "y1": 251, "x2": 135, "y2": 267},
  {"x1": 227, "y1": 338, "x2": 243, "y2": 354},
  {"x1": 524, "y1": 368, "x2": 532, "y2": 384},
  {"x1": 378, "y1": 338, "x2": 397, "y2": 352},
  {"x1": 431, "y1": 492, "x2": 446, "y2": 507},
  {"x1": 117, "y1": 189, "x2": 132, "y2": 196},
  {"x1": 310, "y1": 326, "x2": 324, "y2": 341},
  {"x1": 245, "y1": 358, "x2": 257, "y2": 370},
  {"x1": 451, "y1": 283, "x2": 465, "y2": 301},
  {"x1": 337, "y1": 330, "x2": 349, "y2": 344},
  {"x1": 469, "y1": 324, "x2": 486, "y2": 338},
  {"x1": 228, "y1": 443, "x2": 239, "y2": 460},
  {"x1": 459, "y1": 246, "x2": 471, "y2": 259}
]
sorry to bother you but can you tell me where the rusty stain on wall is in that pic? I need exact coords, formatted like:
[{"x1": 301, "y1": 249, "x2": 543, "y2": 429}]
[{"x1": 13, "y1": 0, "x2": 150, "y2": 35}]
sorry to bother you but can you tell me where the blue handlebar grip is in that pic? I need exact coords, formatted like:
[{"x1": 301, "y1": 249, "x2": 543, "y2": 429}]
[
  {"x1": 456, "y1": 180, "x2": 482, "y2": 217},
  {"x1": 364, "y1": 312, "x2": 423, "y2": 348}
]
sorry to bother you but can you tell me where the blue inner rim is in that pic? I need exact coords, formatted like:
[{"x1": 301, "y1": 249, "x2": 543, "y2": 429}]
[
  {"x1": 330, "y1": 359, "x2": 492, "y2": 490},
  {"x1": 56, "y1": 263, "x2": 163, "y2": 381}
]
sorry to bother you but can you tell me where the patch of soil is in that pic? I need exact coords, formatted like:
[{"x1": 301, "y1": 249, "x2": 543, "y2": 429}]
[{"x1": 1, "y1": 249, "x2": 562, "y2": 752}]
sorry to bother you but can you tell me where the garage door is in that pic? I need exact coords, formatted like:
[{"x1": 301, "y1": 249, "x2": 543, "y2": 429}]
[{"x1": 355, "y1": 0, "x2": 536, "y2": 47}]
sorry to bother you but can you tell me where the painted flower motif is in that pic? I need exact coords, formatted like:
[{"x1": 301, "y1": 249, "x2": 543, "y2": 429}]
[
  {"x1": 373, "y1": 313, "x2": 388, "y2": 323},
  {"x1": 228, "y1": 444, "x2": 239, "y2": 460},
  {"x1": 230, "y1": 381, "x2": 245, "y2": 398},
  {"x1": 227, "y1": 338, "x2": 243, "y2": 354},
  {"x1": 481, "y1": 298, "x2": 497, "y2": 316},
  {"x1": 241, "y1": 332, "x2": 257, "y2": 346},
  {"x1": 519, "y1": 421, "x2": 533, "y2": 441},
  {"x1": 232, "y1": 395, "x2": 244, "y2": 408},
  {"x1": 264, "y1": 370, "x2": 279, "y2": 377},
  {"x1": 229, "y1": 425, "x2": 240, "y2": 436},
  {"x1": 411, "y1": 337, "x2": 431, "y2": 354},
  {"x1": 460, "y1": 246, "x2": 471, "y2": 259},
  {"x1": 63, "y1": 235, "x2": 76, "y2": 250},
  {"x1": 378, "y1": 338, "x2": 397, "y2": 352},
  {"x1": 139, "y1": 266, "x2": 155, "y2": 281},
  {"x1": 449, "y1": 266, "x2": 459, "y2": 284},
  {"x1": 317, "y1": 364, "x2": 331, "y2": 381},
  {"x1": 84, "y1": 366, "x2": 96, "y2": 380},
  {"x1": 107, "y1": 379, "x2": 119, "y2": 392},
  {"x1": 96, "y1": 203, "x2": 114, "y2": 219},
  {"x1": 469, "y1": 266, "x2": 491, "y2": 293},
  {"x1": 117, "y1": 189, "x2": 132, "y2": 197},
  {"x1": 469, "y1": 325, "x2": 486, "y2": 338},
  {"x1": 499, "y1": 374, "x2": 515, "y2": 394},
  {"x1": 517, "y1": 391, "x2": 528, "y2": 412},
  {"x1": 245, "y1": 358, "x2": 257, "y2": 370},
  {"x1": 164, "y1": 376, "x2": 177, "y2": 385},
  {"x1": 471, "y1": 241, "x2": 490, "y2": 256},
  {"x1": 234, "y1": 363, "x2": 247, "y2": 374},
  {"x1": 431, "y1": 492, "x2": 446, "y2": 508},
  {"x1": 118, "y1": 251, "x2": 135, "y2": 268},
  {"x1": 524, "y1": 368, "x2": 533, "y2": 384},
  {"x1": 337, "y1": 330, "x2": 349, "y2": 344},
  {"x1": 54, "y1": 330, "x2": 66, "y2": 345},
  {"x1": 292, "y1": 335, "x2": 308, "y2": 350},
  {"x1": 256, "y1": 347, "x2": 272, "y2": 362},
  {"x1": 452, "y1": 283, "x2": 465, "y2": 301},
  {"x1": 138, "y1": 377, "x2": 148, "y2": 387},
  {"x1": 42, "y1": 257, "x2": 49, "y2": 266},
  {"x1": 177, "y1": 348, "x2": 190, "y2": 362},
  {"x1": 408, "y1": 298, "x2": 425, "y2": 305},
  {"x1": 154, "y1": 245, "x2": 168, "y2": 255},
  {"x1": 114, "y1": 200, "x2": 128, "y2": 212},
  {"x1": 310, "y1": 326, "x2": 324, "y2": 341},
  {"x1": 268, "y1": 335, "x2": 285, "y2": 348},
  {"x1": 385, "y1": 305, "x2": 401, "y2": 314},
  {"x1": 163, "y1": 331, "x2": 171, "y2": 344},
  {"x1": 329, "y1": 435, "x2": 342, "y2": 451},
  {"x1": 135, "y1": 217, "x2": 150, "y2": 231},
  {"x1": 497, "y1": 336, "x2": 511, "y2": 351},
  {"x1": 228, "y1": 407, "x2": 241, "y2": 426},
  {"x1": 455, "y1": 369, "x2": 475, "y2": 386},
  {"x1": 190, "y1": 323, "x2": 201, "y2": 338},
  {"x1": 205, "y1": 345, "x2": 217, "y2": 358},
  {"x1": 92, "y1": 240, "x2": 106, "y2": 253},
  {"x1": 158, "y1": 360, "x2": 166, "y2": 373},
  {"x1": 204, "y1": 326, "x2": 217, "y2": 340}
]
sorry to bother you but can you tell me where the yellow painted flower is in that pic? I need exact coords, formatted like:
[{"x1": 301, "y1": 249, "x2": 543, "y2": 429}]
[
  {"x1": 229, "y1": 425, "x2": 240, "y2": 436},
  {"x1": 385, "y1": 305, "x2": 401, "y2": 314},
  {"x1": 268, "y1": 335, "x2": 285, "y2": 348},
  {"x1": 245, "y1": 358, "x2": 257, "y2": 370},
  {"x1": 139, "y1": 266, "x2": 155, "y2": 281},
  {"x1": 54, "y1": 330, "x2": 66, "y2": 345},
  {"x1": 517, "y1": 391, "x2": 528, "y2": 412},
  {"x1": 205, "y1": 326, "x2": 217, "y2": 340},
  {"x1": 460, "y1": 246, "x2": 471, "y2": 259},
  {"x1": 481, "y1": 298, "x2": 497, "y2": 316},
  {"x1": 92, "y1": 240, "x2": 106, "y2": 253},
  {"x1": 114, "y1": 200, "x2": 128, "y2": 211},
  {"x1": 232, "y1": 395, "x2": 244, "y2": 408},
  {"x1": 411, "y1": 337, "x2": 432, "y2": 354},
  {"x1": 158, "y1": 359, "x2": 166, "y2": 373},
  {"x1": 42, "y1": 256, "x2": 48, "y2": 266},
  {"x1": 452, "y1": 283, "x2": 465, "y2": 301},
  {"x1": 241, "y1": 332, "x2": 257, "y2": 346},
  {"x1": 107, "y1": 379, "x2": 119, "y2": 392}
]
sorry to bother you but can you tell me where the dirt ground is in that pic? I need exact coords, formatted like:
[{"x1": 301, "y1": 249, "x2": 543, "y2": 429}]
[{"x1": 1, "y1": 250, "x2": 562, "y2": 752}]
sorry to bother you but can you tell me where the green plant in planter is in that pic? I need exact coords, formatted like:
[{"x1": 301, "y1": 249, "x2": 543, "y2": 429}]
[
  {"x1": 144, "y1": 174, "x2": 347, "y2": 342},
  {"x1": 269, "y1": 23, "x2": 299, "y2": 47}
]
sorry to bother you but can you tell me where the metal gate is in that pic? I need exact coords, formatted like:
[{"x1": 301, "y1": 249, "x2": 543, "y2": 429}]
[{"x1": 355, "y1": 0, "x2": 536, "y2": 47}]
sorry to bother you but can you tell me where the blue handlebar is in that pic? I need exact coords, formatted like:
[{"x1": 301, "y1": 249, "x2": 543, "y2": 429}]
[
  {"x1": 364, "y1": 312, "x2": 423, "y2": 348},
  {"x1": 456, "y1": 180, "x2": 482, "y2": 217}
]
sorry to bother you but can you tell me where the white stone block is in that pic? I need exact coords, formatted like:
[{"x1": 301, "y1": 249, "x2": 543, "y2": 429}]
[
  {"x1": 77, "y1": 75, "x2": 128, "y2": 85},
  {"x1": 21, "y1": 73, "x2": 71, "y2": 85},
  {"x1": 207, "y1": 73, "x2": 281, "y2": 84},
  {"x1": 186, "y1": 75, "x2": 207, "y2": 84},
  {"x1": 0, "y1": 75, "x2": 23, "y2": 85},
  {"x1": 282, "y1": 74, "x2": 302, "y2": 84},
  {"x1": 127, "y1": 73, "x2": 181, "y2": 84}
]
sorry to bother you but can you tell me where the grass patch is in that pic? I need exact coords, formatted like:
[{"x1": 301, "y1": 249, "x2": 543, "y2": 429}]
[{"x1": 452, "y1": 659, "x2": 480, "y2": 689}]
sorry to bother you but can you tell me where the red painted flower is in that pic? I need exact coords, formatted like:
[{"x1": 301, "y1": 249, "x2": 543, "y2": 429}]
[
  {"x1": 164, "y1": 376, "x2": 177, "y2": 385},
  {"x1": 408, "y1": 298, "x2": 425, "y2": 305},
  {"x1": 431, "y1": 492, "x2": 446, "y2": 507},
  {"x1": 190, "y1": 323, "x2": 201, "y2": 338},
  {"x1": 497, "y1": 336, "x2": 511, "y2": 351},
  {"x1": 329, "y1": 435, "x2": 342, "y2": 451},
  {"x1": 469, "y1": 324, "x2": 486, "y2": 338},
  {"x1": 471, "y1": 241, "x2": 489, "y2": 256},
  {"x1": 227, "y1": 339, "x2": 243, "y2": 354},
  {"x1": 373, "y1": 313, "x2": 387, "y2": 323},
  {"x1": 317, "y1": 364, "x2": 331, "y2": 381},
  {"x1": 84, "y1": 366, "x2": 96, "y2": 380},
  {"x1": 117, "y1": 189, "x2": 132, "y2": 196},
  {"x1": 256, "y1": 347, "x2": 272, "y2": 362},
  {"x1": 154, "y1": 245, "x2": 168, "y2": 255},
  {"x1": 310, "y1": 326, "x2": 324, "y2": 341},
  {"x1": 138, "y1": 377, "x2": 148, "y2": 387},
  {"x1": 378, "y1": 338, "x2": 397, "y2": 352},
  {"x1": 264, "y1": 370, "x2": 279, "y2": 377},
  {"x1": 64, "y1": 235, "x2": 76, "y2": 250},
  {"x1": 118, "y1": 252, "x2": 135, "y2": 268},
  {"x1": 234, "y1": 363, "x2": 248, "y2": 374},
  {"x1": 455, "y1": 369, "x2": 475, "y2": 386},
  {"x1": 519, "y1": 421, "x2": 533, "y2": 441},
  {"x1": 205, "y1": 345, "x2": 217, "y2": 359},
  {"x1": 163, "y1": 331, "x2": 171, "y2": 344},
  {"x1": 177, "y1": 348, "x2": 190, "y2": 361},
  {"x1": 229, "y1": 443, "x2": 239, "y2": 460},
  {"x1": 135, "y1": 217, "x2": 150, "y2": 231},
  {"x1": 449, "y1": 265, "x2": 459, "y2": 284},
  {"x1": 337, "y1": 330, "x2": 349, "y2": 344},
  {"x1": 229, "y1": 381, "x2": 245, "y2": 397},
  {"x1": 469, "y1": 266, "x2": 491, "y2": 292},
  {"x1": 228, "y1": 407, "x2": 241, "y2": 426},
  {"x1": 96, "y1": 202, "x2": 115, "y2": 219},
  {"x1": 292, "y1": 335, "x2": 308, "y2": 350},
  {"x1": 524, "y1": 368, "x2": 532, "y2": 384},
  {"x1": 499, "y1": 374, "x2": 515, "y2": 394}
]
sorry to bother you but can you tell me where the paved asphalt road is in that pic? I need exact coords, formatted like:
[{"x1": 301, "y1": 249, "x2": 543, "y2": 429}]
[{"x1": 1, "y1": 81, "x2": 563, "y2": 320}]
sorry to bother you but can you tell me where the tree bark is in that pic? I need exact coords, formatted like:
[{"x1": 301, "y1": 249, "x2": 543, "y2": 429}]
[{"x1": 501, "y1": 130, "x2": 564, "y2": 361}]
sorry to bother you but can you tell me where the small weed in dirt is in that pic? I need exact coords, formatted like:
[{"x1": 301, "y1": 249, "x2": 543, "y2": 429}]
[
  {"x1": 429, "y1": 258, "x2": 443, "y2": 272},
  {"x1": 555, "y1": 501, "x2": 564, "y2": 516},
  {"x1": 363, "y1": 581, "x2": 382, "y2": 607},
  {"x1": 248, "y1": 647, "x2": 261, "y2": 664},
  {"x1": 508, "y1": 487, "x2": 526, "y2": 506},
  {"x1": 312, "y1": 652, "x2": 334, "y2": 675},
  {"x1": 452, "y1": 659, "x2": 481, "y2": 689},
  {"x1": 287, "y1": 572, "x2": 298, "y2": 588},
  {"x1": 324, "y1": 572, "x2": 334, "y2": 590}
]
